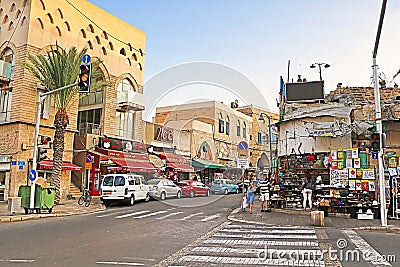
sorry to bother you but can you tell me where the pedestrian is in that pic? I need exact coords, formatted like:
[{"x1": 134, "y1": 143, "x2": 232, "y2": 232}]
[
  {"x1": 247, "y1": 177, "x2": 257, "y2": 214},
  {"x1": 259, "y1": 173, "x2": 272, "y2": 212},
  {"x1": 314, "y1": 171, "x2": 323, "y2": 196},
  {"x1": 302, "y1": 170, "x2": 314, "y2": 212}
]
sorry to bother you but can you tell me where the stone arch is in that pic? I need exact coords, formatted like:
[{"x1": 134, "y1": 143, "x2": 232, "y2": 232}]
[
  {"x1": 21, "y1": 16, "x2": 27, "y2": 26},
  {"x1": 136, "y1": 63, "x2": 142, "y2": 71},
  {"x1": 56, "y1": 8, "x2": 63, "y2": 19},
  {"x1": 64, "y1": 21, "x2": 70, "y2": 31},
  {"x1": 125, "y1": 58, "x2": 131, "y2": 66},
  {"x1": 36, "y1": 18, "x2": 44, "y2": 29},
  {"x1": 55, "y1": 26, "x2": 61, "y2": 37},
  {"x1": 87, "y1": 40, "x2": 93, "y2": 50},
  {"x1": 79, "y1": 29, "x2": 86, "y2": 38},
  {"x1": 87, "y1": 24, "x2": 94, "y2": 33},
  {"x1": 114, "y1": 73, "x2": 140, "y2": 93},
  {"x1": 3, "y1": 14, "x2": 9, "y2": 24},
  {"x1": 45, "y1": 13, "x2": 53, "y2": 24},
  {"x1": 22, "y1": 0, "x2": 30, "y2": 7},
  {"x1": 108, "y1": 41, "x2": 114, "y2": 50},
  {"x1": 119, "y1": 48, "x2": 126, "y2": 56},
  {"x1": 39, "y1": 0, "x2": 45, "y2": 10},
  {"x1": 9, "y1": 3, "x2": 16, "y2": 12},
  {"x1": 101, "y1": 46, "x2": 106, "y2": 55}
]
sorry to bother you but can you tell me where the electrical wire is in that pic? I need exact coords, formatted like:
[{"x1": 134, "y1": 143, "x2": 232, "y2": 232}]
[
  {"x1": 3, "y1": 4, "x2": 27, "y2": 55},
  {"x1": 65, "y1": 0, "x2": 144, "y2": 55}
]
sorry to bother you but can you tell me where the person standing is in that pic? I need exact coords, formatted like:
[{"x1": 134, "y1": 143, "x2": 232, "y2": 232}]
[
  {"x1": 302, "y1": 170, "x2": 314, "y2": 212},
  {"x1": 246, "y1": 177, "x2": 257, "y2": 214},
  {"x1": 315, "y1": 171, "x2": 323, "y2": 196},
  {"x1": 259, "y1": 174, "x2": 272, "y2": 212}
]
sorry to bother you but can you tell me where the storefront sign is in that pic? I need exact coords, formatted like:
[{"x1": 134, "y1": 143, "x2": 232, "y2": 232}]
[
  {"x1": 99, "y1": 136, "x2": 147, "y2": 153},
  {"x1": 154, "y1": 126, "x2": 173, "y2": 143}
]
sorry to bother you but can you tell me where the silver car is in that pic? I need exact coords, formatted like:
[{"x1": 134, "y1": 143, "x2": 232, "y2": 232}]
[{"x1": 148, "y1": 179, "x2": 182, "y2": 200}]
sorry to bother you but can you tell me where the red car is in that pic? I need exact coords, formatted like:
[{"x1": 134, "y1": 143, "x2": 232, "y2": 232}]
[{"x1": 178, "y1": 180, "x2": 211, "y2": 197}]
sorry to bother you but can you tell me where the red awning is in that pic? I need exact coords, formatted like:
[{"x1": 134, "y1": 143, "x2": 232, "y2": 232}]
[
  {"x1": 166, "y1": 162, "x2": 194, "y2": 173},
  {"x1": 38, "y1": 160, "x2": 82, "y2": 171},
  {"x1": 158, "y1": 153, "x2": 188, "y2": 164},
  {"x1": 112, "y1": 159, "x2": 159, "y2": 173}
]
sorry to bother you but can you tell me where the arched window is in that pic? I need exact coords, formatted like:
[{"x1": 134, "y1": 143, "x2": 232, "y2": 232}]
[
  {"x1": 225, "y1": 115, "x2": 230, "y2": 135},
  {"x1": 116, "y1": 79, "x2": 137, "y2": 139},
  {"x1": 39, "y1": 0, "x2": 45, "y2": 10},
  {"x1": 15, "y1": 10, "x2": 21, "y2": 19},
  {"x1": 101, "y1": 31, "x2": 108, "y2": 39},
  {"x1": 125, "y1": 58, "x2": 131, "y2": 66},
  {"x1": 101, "y1": 47, "x2": 106, "y2": 55},
  {"x1": 218, "y1": 113, "x2": 224, "y2": 133},
  {"x1": 120, "y1": 48, "x2": 126, "y2": 56},
  {"x1": 132, "y1": 53, "x2": 137, "y2": 61},
  {"x1": 10, "y1": 3, "x2": 16, "y2": 12},
  {"x1": 55, "y1": 26, "x2": 61, "y2": 36},
  {"x1": 79, "y1": 29, "x2": 86, "y2": 38},
  {"x1": 87, "y1": 24, "x2": 94, "y2": 33},
  {"x1": 3, "y1": 14, "x2": 9, "y2": 24},
  {"x1": 108, "y1": 42, "x2": 114, "y2": 50},
  {"x1": 0, "y1": 8, "x2": 3, "y2": 17},
  {"x1": 57, "y1": 8, "x2": 63, "y2": 19},
  {"x1": 21, "y1": 16, "x2": 27, "y2": 26},
  {"x1": 22, "y1": 0, "x2": 30, "y2": 7},
  {"x1": 7, "y1": 21, "x2": 14, "y2": 31},
  {"x1": 87, "y1": 40, "x2": 93, "y2": 50},
  {"x1": 64, "y1": 21, "x2": 70, "y2": 31},
  {"x1": 136, "y1": 63, "x2": 142, "y2": 70},
  {"x1": 46, "y1": 13, "x2": 54, "y2": 24},
  {"x1": 243, "y1": 122, "x2": 247, "y2": 139},
  {"x1": 95, "y1": 36, "x2": 100, "y2": 45},
  {"x1": 237, "y1": 120, "x2": 241, "y2": 136},
  {"x1": 36, "y1": 18, "x2": 44, "y2": 29}
]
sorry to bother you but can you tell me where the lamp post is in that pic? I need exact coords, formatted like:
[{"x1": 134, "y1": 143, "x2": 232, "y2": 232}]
[
  {"x1": 310, "y1": 63, "x2": 330, "y2": 81},
  {"x1": 258, "y1": 113, "x2": 273, "y2": 174}
]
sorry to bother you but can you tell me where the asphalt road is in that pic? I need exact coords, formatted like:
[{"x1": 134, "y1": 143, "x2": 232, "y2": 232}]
[{"x1": 0, "y1": 193, "x2": 241, "y2": 266}]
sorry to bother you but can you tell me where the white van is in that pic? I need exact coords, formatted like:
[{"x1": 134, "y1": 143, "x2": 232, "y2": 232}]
[{"x1": 100, "y1": 174, "x2": 150, "y2": 206}]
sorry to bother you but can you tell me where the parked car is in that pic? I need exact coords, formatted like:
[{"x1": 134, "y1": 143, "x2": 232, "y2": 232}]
[
  {"x1": 178, "y1": 180, "x2": 211, "y2": 197},
  {"x1": 237, "y1": 179, "x2": 260, "y2": 194},
  {"x1": 210, "y1": 179, "x2": 239, "y2": 194},
  {"x1": 100, "y1": 174, "x2": 150, "y2": 206},
  {"x1": 148, "y1": 178, "x2": 182, "y2": 200}
]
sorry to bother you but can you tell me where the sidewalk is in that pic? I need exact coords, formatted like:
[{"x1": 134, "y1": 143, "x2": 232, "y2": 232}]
[
  {"x1": 229, "y1": 206, "x2": 400, "y2": 233},
  {"x1": 0, "y1": 197, "x2": 105, "y2": 223}
]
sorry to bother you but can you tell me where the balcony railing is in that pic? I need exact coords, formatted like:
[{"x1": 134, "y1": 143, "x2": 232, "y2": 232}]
[
  {"x1": 117, "y1": 90, "x2": 145, "y2": 111},
  {"x1": 0, "y1": 60, "x2": 13, "y2": 81}
]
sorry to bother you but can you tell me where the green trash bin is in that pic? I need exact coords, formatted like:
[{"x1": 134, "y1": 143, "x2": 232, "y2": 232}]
[
  {"x1": 18, "y1": 184, "x2": 42, "y2": 214},
  {"x1": 40, "y1": 186, "x2": 55, "y2": 213}
]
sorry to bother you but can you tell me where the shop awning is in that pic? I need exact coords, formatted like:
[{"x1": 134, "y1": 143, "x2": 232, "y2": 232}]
[
  {"x1": 157, "y1": 152, "x2": 188, "y2": 164},
  {"x1": 192, "y1": 159, "x2": 227, "y2": 170},
  {"x1": 149, "y1": 154, "x2": 165, "y2": 168},
  {"x1": 166, "y1": 162, "x2": 194, "y2": 172},
  {"x1": 111, "y1": 159, "x2": 159, "y2": 173},
  {"x1": 38, "y1": 160, "x2": 82, "y2": 171}
]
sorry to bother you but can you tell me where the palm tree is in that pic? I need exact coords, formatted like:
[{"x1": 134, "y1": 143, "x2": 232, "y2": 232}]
[{"x1": 20, "y1": 45, "x2": 109, "y2": 204}]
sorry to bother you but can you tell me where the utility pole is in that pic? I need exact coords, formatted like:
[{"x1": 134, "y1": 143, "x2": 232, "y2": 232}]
[
  {"x1": 372, "y1": 0, "x2": 387, "y2": 227},
  {"x1": 30, "y1": 82, "x2": 78, "y2": 209}
]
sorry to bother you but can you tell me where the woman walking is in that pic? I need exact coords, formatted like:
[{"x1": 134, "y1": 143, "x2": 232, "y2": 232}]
[
  {"x1": 247, "y1": 177, "x2": 257, "y2": 214},
  {"x1": 302, "y1": 170, "x2": 314, "y2": 212}
]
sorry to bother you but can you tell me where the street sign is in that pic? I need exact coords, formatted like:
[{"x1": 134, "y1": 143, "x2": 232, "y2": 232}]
[
  {"x1": 86, "y1": 155, "x2": 93, "y2": 163},
  {"x1": 238, "y1": 141, "x2": 248, "y2": 150},
  {"x1": 372, "y1": 152, "x2": 378, "y2": 159},
  {"x1": 82, "y1": 54, "x2": 91, "y2": 64},
  {"x1": 238, "y1": 141, "x2": 249, "y2": 158},
  {"x1": 237, "y1": 158, "x2": 249, "y2": 169},
  {"x1": 29, "y1": 169, "x2": 37, "y2": 181}
]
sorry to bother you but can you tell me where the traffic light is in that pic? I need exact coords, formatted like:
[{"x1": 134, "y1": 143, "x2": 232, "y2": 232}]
[
  {"x1": 78, "y1": 64, "x2": 91, "y2": 93},
  {"x1": 370, "y1": 133, "x2": 381, "y2": 152},
  {"x1": 37, "y1": 148, "x2": 47, "y2": 162},
  {"x1": 39, "y1": 135, "x2": 51, "y2": 145}
]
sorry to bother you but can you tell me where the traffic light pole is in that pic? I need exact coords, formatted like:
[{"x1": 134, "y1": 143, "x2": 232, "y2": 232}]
[
  {"x1": 371, "y1": 0, "x2": 387, "y2": 227},
  {"x1": 30, "y1": 82, "x2": 78, "y2": 209}
]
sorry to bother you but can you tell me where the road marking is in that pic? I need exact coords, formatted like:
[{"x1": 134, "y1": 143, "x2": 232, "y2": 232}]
[
  {"x1": 156, "y1": 211, "x2": 184, "y2": 220},
  {"x1": 178, "y1": 255, "x2": 324, "y2": 265},
  {"x1": 8, "y1": 259, "x2": 35, "y2": 263},
  {"x1": 220, "y1": 228, "x2": 316, "y2": 234},
  {"x1": 178, "y1": 212, "x2": 203, "y2": 221},
  {"x1": 192, "y1": 246, "x2": 322, "y2": 256},
  {"x1": 212, "y1": 233, "x2": 317, "y2": 239},
  {"x1": 203, "y1": 238, "x2": 319, "y2": 247},
  {"x1": 115, "y1": 210, "x2": 149, "y2": 219},
  {"x1": 342, "y1": 229, "x2": 391, "y2": 266},
  {"x1": 133, "y1": 210, "x2": 168, "y2": 219},
  {"x1": 96, "y1": 211, "x2": 130, "y2": 218},
  {"x1": 200, "y1": 214, "x2": 220, "y2": 221},
  {"x1": 97, "y1": 261, "x2": 144, "y2": 266}
]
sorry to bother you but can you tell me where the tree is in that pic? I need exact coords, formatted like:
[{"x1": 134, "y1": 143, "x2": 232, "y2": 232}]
[{"x1": 20, "y1": 45, "x2": 109, "y2": 204}]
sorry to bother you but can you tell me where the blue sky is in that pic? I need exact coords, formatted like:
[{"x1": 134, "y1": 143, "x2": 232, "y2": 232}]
[{"x1": 89, "y1": 0, "x2": 400, "y2": 115}]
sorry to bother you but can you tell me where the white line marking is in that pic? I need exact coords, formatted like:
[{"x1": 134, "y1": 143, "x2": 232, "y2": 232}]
[
  {"x1": 200, "y1": 214, "x2": 220, "y2": 222},
  {"x1": 156, "y1": 211, "x2": 184, "y2": 220},
  {"x1": 212, "y1": 233, "x2": 317, "y2": 239},
  {"x1": 220, "y1": 228, "x2": 315, "y2": 234},
  {"x1": 179, "y1": 212, "x2": 203, "y2": 220},
  {"x1": 97, "y1": 261, "x2": 144, "y2": 266},
  {"x1": 203, "y1": 239, "x2": 319, "y2": 247},
  {"x1": 133, "y1": 210, "x2": 168, "y2": 219},
  {"x1": 115, "y1": 210, "x2": 149, "y2": 219},
  {"x1": 342, "y1": 229, "x2": 391, "y2": 266},
  {"x1": 192, "y1": 246, "x2": 322, "y2": 256},
  {"x1": 9, "y1": 259, "x2": 35, "y2": 263},
  {"x1": 178, "y1": 255, "x2": 324, "y2": 265}
]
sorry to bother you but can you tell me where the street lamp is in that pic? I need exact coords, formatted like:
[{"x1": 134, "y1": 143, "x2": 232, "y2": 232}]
[
  {"x1": 310, "y1": 63, "x2": 330, "y2": 81},
  {"x1": 258, "y1": 113, "x2": 273, "y2": 174}
]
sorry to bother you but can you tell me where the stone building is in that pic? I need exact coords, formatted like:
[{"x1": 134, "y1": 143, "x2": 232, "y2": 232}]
[{"x1": 0, "y1": 0, "x2": 146, "y2": 200}]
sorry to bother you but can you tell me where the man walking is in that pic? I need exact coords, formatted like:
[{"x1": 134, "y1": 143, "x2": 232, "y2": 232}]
[{"x1": 259, "y1": 173, "x2": 272, "y2": 212}]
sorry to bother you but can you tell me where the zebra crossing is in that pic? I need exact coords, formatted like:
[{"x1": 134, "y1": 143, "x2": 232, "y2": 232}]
[
  {"x1": 168, "y1": 222, "x2": 325, "y2": 266},
  {"x1": 97, "y1": 209, "x2": 221, "y2": 222}
]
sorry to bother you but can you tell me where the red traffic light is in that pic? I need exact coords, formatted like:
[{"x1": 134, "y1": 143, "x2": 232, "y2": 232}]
[
  {"x1": 371, "y1": 133, "x2": 380, "y2": 140},
  {"x1": 40, "y1": 136, "x2": 51, "y2": 145}
]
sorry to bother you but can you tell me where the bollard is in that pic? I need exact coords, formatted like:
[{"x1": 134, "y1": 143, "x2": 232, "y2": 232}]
[{"x1": 311, "y1": 211, "x2": 324, "y2": 226}]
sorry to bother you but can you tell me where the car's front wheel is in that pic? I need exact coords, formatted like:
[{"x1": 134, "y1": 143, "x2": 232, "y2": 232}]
[
  {"x1": 129, "y1": 195, "x2": 135, "y2": 206},
  {"x1": 176, "y1": 191, "x2": 182, "y2": 199},
  {"x1": 224, "y1": 188, "x2": 228, "y2": 195},
  {"x1": 145, "y1": 193, "x2": 151, "y2": 202},
  {"x1": 235, "y1": 188, "x2": 239, "y2": 194},
  {"x1": 160, "y1": 192, "x2": 166, "y2": 201},
  {"x1": 189, "y1": 190, "x2": 195, "y2": 198},
  {"x1": 206, "y1": 190, "x2": 210, "y2": 197}
]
